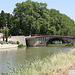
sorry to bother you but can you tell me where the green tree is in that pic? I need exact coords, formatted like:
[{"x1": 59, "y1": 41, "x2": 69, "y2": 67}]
[
  {"x1": 6, "y1": 13, "x2": 13, "y2": 29},
  {"x1": 0, "y1": 10, "x2": 6, "y2": 28},
  {"x1": 9, "y1": 1, "x2": 75, "y2": 36}
]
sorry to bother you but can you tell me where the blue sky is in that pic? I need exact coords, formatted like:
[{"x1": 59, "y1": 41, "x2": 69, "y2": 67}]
[{"x1": 0, "y1": 0, "x2": 75, "y2": 21}]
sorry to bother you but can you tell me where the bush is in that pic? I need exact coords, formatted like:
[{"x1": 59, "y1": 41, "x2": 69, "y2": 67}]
[
  {"x1": 16, "y1": 41, "x2": 20, "y2": 44},
  {"x1": 18, "y1": 44, "x2": 24, "y2": 48},
  {"x1": 66, "y1": 44, "x2": 73, "y2": 46}
]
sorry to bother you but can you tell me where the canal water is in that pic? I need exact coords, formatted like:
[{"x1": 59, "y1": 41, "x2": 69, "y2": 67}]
[{"x1": 0, "y1": 46, "x2": 72, "y2": 73}]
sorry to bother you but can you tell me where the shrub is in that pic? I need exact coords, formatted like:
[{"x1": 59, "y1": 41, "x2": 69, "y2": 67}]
[
  {"x1": 16, "y1": 41, "x2": 20, "y2": 44},
  {"x1": 18, "y1": 44, "x2": 24, "y2": 47},
  {"x1": 66, "y1": 44, "x2": 72, "y2": 46}
]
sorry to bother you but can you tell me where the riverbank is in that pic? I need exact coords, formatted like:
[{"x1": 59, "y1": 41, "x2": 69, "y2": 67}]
[
  {"x1": 0, "y1": 44, "x2": 18, "y2": 50},
  {"x1": 9, "y1": 48, "x2": 75, "y2": 75}
]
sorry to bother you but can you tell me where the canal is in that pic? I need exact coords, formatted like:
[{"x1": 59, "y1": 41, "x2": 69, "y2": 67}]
[{"x1": 0, "y1": 46, "x2": 72, "y2": 73}]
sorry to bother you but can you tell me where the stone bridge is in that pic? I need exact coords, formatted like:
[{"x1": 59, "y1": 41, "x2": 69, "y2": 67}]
[{"x1": 25, "y1": 35, "x2": 75, "y2": 46}]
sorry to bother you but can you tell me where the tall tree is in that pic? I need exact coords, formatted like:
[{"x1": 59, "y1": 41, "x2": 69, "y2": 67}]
[
  {"x1": 0, "y1": 10, "x2": 6, "y2": 28},
  {"x1": 6, "y1": 13, "x2": 13, "y2": 29},
  {"x1": 9, "y1": 1, "x2": 75, "y2": 36}
]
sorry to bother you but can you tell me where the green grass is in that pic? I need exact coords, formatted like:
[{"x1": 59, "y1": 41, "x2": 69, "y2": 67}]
[
  {"x1": 10, "y1": 48, "x2": 75, "y2": 75},
  {"x1": 47, "y1": 44, "x2": 66, "y2": 47}
]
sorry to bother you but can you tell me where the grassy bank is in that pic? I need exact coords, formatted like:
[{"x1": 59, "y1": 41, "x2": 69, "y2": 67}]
[
  {"x1": 10, "y1": 48, "x2": 75, "y2": 75},
  {"x1": 47, "y1": 44, "x2": 66, "y2": 47}
]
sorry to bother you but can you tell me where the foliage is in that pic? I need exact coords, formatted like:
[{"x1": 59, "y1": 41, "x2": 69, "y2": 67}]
[
  {"x1": 18, "y1": 44, "x2": 24, "y2": 47},
  {"x1": 10, "y1": 49, "x2": 75, "y2": 75},
  {"x1": 0, "y1": 1, "x2": 75, "y2": 36},
  {"x1": 0, "y1": 29, "x2": 9, "y2": 42},
  {"x1": 66, "y1": 44, "x2": 73, "y2": 46},
  {"x1": 1, "y1": 29, "x2": 9, "y2": 42},
  {"x1": 0, "y1": 11, "x2": 13, "y2": 29},
  {"x1": 65, "y1": 43, "x2": 75, "y2": 47},
  {"x1": 0, "y1": 10, "x2": 6, "y2": 28},
  {"x1": 16, "y1": 41, "x2": 20, "y2": 44},
  {"x1": 0, "y1": 29, "x2": 5, "y2": 33}
]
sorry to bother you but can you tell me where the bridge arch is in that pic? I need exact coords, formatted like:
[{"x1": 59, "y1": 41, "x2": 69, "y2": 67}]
[{"x1": 46, "y1": 37, "x2": 66, "y2": 45}]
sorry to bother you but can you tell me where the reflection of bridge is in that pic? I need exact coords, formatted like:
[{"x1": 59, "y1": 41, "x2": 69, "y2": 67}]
[{"x1": 25, "y1": 35, "x2": 75, "y2": 46}]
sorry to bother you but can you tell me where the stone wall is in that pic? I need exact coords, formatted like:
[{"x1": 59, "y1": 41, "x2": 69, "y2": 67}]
[{"x1": 11, "y1": 36, "x2": 26, "y2": 45}]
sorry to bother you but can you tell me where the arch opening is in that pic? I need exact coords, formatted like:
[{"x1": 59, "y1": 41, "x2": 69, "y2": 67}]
[{"x1": 47, "y1": 38, "x2": 65, "y2": 44}]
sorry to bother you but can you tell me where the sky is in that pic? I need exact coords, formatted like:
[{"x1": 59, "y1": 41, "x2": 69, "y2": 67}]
[{"x1": 0, "y1": 0, "x2": 75, "y2": 21}]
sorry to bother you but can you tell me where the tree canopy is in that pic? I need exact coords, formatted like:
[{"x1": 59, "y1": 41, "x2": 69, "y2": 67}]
[{"x1": 0, "y1": 1, "x2": 75, "y2": 36}]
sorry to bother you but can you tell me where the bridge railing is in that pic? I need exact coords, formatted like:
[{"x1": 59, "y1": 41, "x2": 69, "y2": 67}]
[{"x1": 25, "y1": 34, "x2": 75, "y2": 37}]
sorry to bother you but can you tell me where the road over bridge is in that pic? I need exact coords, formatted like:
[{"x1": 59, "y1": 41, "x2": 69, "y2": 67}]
[{"x1": 25, "y1": 35, "x2": 75, "y2": 46}]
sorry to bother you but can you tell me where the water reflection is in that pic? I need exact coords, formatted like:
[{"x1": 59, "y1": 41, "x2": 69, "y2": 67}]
[{"x1": 0, "y1": 46, "x2": 71, "y2": 73}]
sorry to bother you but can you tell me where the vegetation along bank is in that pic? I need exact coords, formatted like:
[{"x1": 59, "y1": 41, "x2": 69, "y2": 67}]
[{"x1": 8, "y1": 48, "x2": 75, "y2": 75}]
